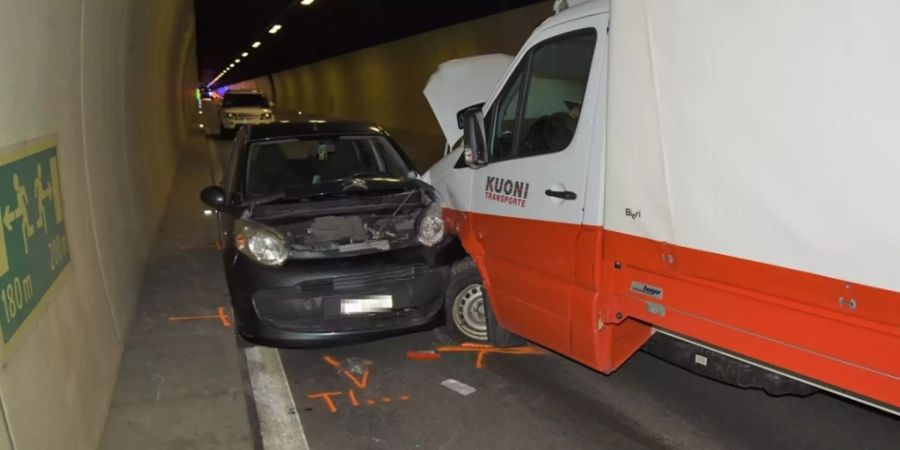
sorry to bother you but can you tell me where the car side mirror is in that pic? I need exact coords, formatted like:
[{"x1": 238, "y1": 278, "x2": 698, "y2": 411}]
[
  {"x1": 460, "y1": 106, "x2": 488, "y2": 168},
  {"x1": 200, "y1": 185, "x2": 227, "y2": 209}
]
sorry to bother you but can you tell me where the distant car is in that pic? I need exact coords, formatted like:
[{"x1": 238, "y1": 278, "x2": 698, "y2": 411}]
[
  {"x1": 219, "y1": 90, "x2": 275, "y2": 137},
  {"x1": 200, "y1": 119, "x2": 456, "y2": 346}
]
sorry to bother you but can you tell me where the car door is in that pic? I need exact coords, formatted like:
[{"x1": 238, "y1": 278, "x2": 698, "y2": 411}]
[{"x1": 469, "y1": 18, "x2": 604, "y2": 352}]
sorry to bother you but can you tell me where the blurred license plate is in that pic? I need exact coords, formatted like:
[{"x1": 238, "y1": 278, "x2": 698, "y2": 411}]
[{"x1": 340, "y1": 295, "x2": 393, "y2": 315}]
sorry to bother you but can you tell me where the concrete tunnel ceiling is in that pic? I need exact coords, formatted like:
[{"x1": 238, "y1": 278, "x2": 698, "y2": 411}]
[{"x1": 195, "y1": 0, "x2": 546, "y2": 87}]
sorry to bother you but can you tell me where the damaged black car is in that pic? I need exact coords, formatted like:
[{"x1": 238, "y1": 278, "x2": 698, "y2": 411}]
[{"x1": 200, "y1": 120, "x2": 453, "y2": 346}]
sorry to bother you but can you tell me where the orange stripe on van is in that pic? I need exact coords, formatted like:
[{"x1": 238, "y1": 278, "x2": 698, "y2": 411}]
[{"x1": 446, "y1": 208, "x2": 900, "y2": 410}]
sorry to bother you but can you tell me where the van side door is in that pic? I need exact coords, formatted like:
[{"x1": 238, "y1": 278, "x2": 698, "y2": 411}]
[{"x1": 469, "y1": 16, "x2": 606, "y2": 352}]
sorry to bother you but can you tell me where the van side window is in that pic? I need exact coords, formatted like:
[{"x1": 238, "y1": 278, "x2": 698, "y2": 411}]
[
  {"x1": 487, "y1": 67, "x2": 525, "y2": 161},
  {"x1": 486, "y1": 29, "x2": 597, "y2": 162}
]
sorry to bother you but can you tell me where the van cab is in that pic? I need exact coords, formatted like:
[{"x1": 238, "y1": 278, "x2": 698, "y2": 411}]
[{"x1": 425, "y1": 0, "x2": 900, "y2": 414}]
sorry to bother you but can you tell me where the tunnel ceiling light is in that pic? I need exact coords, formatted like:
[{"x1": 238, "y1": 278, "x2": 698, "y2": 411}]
[
  {"x1": 234, "y1": 58, "x2": 241, "y2": 63},
  {"x1": 229, "y1": 63, "x2": 235, "y2": 68},
  {"x1": 252, "y1": 41, "x2": 262, "y2": 48},
  {"x1": 301, "y1": 0, "x2": 315, "y2": 5},
  {"x1": 268, "y1": 24, "x2": 282, "y2": 34},
  {"x1": 241, "y1": 52, "x2": 249, "y2": 57}
]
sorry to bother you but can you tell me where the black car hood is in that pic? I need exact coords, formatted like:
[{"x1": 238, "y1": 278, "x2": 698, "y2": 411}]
[{"x1": 250, "y1": 177, "x2": 435, "y2": 224}]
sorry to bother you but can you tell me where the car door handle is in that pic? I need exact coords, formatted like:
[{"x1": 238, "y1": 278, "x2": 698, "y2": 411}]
[{"x1": 545, "y1": 189, "x2": 577, "y2": 200}]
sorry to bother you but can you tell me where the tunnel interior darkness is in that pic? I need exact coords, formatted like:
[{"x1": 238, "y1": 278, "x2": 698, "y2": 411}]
[{"x1": 195, "y1": 0, "x2": 545, "y2": 87}]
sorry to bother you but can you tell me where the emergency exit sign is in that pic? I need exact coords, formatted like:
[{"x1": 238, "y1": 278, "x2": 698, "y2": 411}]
[{"x1": 0, "y1": 137, "x2": 69, "y2": 346}]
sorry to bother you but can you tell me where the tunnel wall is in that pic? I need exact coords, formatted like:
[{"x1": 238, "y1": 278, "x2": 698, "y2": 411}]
[
  {"x1": 236, "y1": 2, "x2": 553, "y2": 170},
  {"x1": 0, "y1": 1, "x2": 197, "y2": 449}
]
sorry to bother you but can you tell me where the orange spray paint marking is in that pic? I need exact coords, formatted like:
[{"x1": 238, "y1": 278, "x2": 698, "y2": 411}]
[
  {"x1": 308, "y1": 391, "x2": 343, "y2": 414},
  {"x1": 434, "y1": 344, "x2": 547, "y2": 368},
  {"x1": 216, "y1": 307, "x2": 231, "y2": 327},
  {"x1": 399, "y1": 395, "x2": 410, "y2": 401},
  {"x1": 366, "y1": 399, "x2": 376, "y2": 406},
  {"x1": 342, "y1": 369, "x2": 369, "y2": 389},
  {"x1": 321, "y1": 356, "x2": 370, "y2": 389},
  {"x1": 407, "y1": 350, "x2": 442, "y2": 361},
  {"x1": 168, "y1": 314, "x2": 218, "y2": 321},
  {"x1": 461, "y1": 342, "x2": 493, "y2": 349},
  {"x1": 475, "y1": 351, "x2": 487, "y2": 369},
  {"x1": 381, "y1": 396, "x2": 392, "y2": 403},
  {"x1": 322, "y1": 355, "x2": 340, "y2": 368},
  {"x1": 168, "y1": 306, "x2": 231, "y2": 328},
  {"x1": 348, "y1": 390, "x2": 359, "y2": 407}
]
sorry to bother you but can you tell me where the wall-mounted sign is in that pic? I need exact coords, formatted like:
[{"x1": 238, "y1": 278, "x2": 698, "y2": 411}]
[{"x1": 0, "y1": 136, "x2": 69, "y2": 347}]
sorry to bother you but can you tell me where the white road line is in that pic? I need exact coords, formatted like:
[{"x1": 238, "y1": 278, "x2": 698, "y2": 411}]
[{"x1": 245, "y1": 346, "x2": 310, "y2": 450}]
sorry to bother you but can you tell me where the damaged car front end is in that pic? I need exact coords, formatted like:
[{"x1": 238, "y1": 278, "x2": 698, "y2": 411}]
[{"x1": 201, "y1": 121, "x2": 454, "y2": 346}]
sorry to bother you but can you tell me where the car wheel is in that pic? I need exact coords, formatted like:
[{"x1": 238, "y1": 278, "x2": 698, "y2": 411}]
[{"x1": 445, "y1": 258, "x2": 524, "y2": 347}]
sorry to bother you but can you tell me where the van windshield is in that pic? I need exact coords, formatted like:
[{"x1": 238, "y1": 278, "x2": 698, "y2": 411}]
[
  {"x1": 223, "y1": 94, "x2": 268, "y2": 108},
  {"x1": 245, "y1": 136, "x2": 413, "y2": 197}
]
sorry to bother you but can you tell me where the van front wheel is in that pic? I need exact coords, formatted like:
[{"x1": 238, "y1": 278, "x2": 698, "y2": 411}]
[{"x1": 444, "y1": 258, "x2": 524, "y2": 347}]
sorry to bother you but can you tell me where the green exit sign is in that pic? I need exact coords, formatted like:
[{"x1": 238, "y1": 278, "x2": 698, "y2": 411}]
[{"x1": 0, "y1": 137, "x2": 70, "y2": 347}]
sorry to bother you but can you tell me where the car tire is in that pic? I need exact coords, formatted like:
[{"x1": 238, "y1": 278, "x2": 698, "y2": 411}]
[{"x1": 444, "y1": 257, "x2": 524, "y2": 347}]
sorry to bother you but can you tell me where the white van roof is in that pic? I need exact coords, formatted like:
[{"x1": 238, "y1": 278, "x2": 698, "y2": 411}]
[{"x1": 540, "y1": 0, "x2": 608, "y2": 32}]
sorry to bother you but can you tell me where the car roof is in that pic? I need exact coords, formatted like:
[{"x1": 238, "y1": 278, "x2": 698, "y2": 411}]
[{"x1": 246, "y1": 119, "x2": 385, "y2": 141}]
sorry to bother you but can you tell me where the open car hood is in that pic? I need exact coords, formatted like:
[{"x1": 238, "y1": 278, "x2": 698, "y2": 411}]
[{"x1": 423, "y1": 54, "x2": 513, "y2": 144}]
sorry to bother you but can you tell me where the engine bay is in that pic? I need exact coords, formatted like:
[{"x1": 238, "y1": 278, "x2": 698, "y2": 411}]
[{"x1": 277, "y1": 209, "x2": 422, "y2": 258}]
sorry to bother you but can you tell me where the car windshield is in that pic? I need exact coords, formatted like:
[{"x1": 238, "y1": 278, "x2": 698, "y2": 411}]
[
  {"x1": 245, "y1": 135, "x2": 413, "y2": 197},
  {"x1": 223, "y1": 94, "x2": 268, "y2": 108}
]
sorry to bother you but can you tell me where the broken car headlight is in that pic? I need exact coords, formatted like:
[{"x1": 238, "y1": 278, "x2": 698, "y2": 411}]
[
  {"x1": 417, "y1": 203, "x2": 445, "y2": 247},
  {"x1": 234, "y1": 219, "x2": 289, "y2": 266}
]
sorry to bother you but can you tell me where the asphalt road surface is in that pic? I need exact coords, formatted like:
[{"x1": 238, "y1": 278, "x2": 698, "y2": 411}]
[{"x1": 279, "y1": 328, "x2": 899, "y2": 450}]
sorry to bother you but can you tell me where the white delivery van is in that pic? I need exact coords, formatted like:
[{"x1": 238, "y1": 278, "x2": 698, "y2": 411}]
[{"x1": 425, "y1": 0, "x2": 899, "y2": 414}]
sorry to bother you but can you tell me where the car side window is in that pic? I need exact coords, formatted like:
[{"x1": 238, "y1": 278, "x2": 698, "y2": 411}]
[{"x1": 486, "y1": 29, "x2": 597, "y2": 162}]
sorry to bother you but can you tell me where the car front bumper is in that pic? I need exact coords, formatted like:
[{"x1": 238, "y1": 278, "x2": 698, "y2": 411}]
[{"x1": 225, "y1": 248, "x2": 450, "y2": 347}]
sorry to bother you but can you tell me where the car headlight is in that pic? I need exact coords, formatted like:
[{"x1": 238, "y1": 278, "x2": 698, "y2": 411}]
[
  {"x1": 417, "y1": 202, "x2": 445, "y2": 247},
  {"x1": 233, "y1": 219, "x2": 289, "y2": 266},
  {"x1": 226, "y1": 113, "x2": 236, "y2": 119},
  {"x1": 262, "y1": 113, "x2": 272, "y2": 119}
]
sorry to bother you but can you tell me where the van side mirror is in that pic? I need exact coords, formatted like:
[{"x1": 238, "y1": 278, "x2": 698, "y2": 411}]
[
  {"x1": 457, "y1": 102, "x2": 485, "y2": 129},
  {"x1": 460, "y1": 106, "x2": 488, "y2": 168},
  {"x1": 200, "y1": 185, "x2": 227, "y2": 209}
]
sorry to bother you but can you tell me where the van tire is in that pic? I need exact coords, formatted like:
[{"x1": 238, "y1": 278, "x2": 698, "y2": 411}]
[
  {"x1": 484, "y1": 287, "x2": 526, "y2": 348},
  {"x1": 444, "y1": 257, "x2": 525, "y2": 347},
  {"x1": 444, "y1": 258, "x2": 488, "y2": 342}
]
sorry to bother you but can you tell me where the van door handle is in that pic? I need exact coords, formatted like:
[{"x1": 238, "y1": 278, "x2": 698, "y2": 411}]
[{"x1": 544, "y1": 189, "x2": 577, "y2": 200}]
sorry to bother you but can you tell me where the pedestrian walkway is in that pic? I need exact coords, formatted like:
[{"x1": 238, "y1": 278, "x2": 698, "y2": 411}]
[{"x1": 99, "y1": 135, "x2": 255, "y2": 449}]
